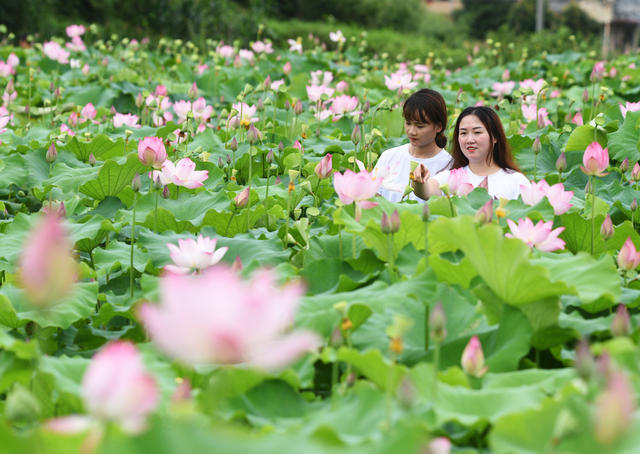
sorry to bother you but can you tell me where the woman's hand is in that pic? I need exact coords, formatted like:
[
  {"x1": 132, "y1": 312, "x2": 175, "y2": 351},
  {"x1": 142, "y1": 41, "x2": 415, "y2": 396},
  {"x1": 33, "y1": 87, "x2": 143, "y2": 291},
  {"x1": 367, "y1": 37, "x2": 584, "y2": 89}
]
[{"x1": 412, "y1": 163, "x2": 430, "y2": 183}]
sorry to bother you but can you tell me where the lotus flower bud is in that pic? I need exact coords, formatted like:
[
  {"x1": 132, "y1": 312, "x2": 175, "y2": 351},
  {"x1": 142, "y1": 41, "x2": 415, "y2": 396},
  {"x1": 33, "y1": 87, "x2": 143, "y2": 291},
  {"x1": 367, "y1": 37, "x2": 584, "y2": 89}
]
[
  {"x1": 429, "y1": 302, "x2": 447, "y2": 344},
  {"x1": 381, "y1": 210, "x2": 400, "y2": 234},
  {"x1": 532, "y1": 136, "x2": 541, "y2": 154},
  {"x1": 594, "y1": 372, "x2": 635, "y2": 445},
  {"x1": 5, "y1": 384, "x2": 41, "y2": 426},
  {"x1": 131, "y1": 173, "x2": 141, "y2": 192},
  {"x1": 293, "y1": 100, "x2": 303, "y2": 115},
  {"x1": 228, "y1": 137, "x2": 238, "y2": 151},
  {"x1": 314, "y1": 153, "x2": 332, "y2": 179},
  {"x1": 18, "y1": 213, "x2": 77, "y2": 308},
  {"x1": 218, "y1": 156, "x2": 224, "y2": 168},
  {"x1": 363, "y1": 100, "x2": 370, "y2": 113},
  {"x1": 351, "y1": 124, "x2": 360, "y2": 145},
  {"x1": 135, "y1": 92, "x2": 144, "y2": 108},
  {"x1": 555, "y1": 152, "x2": 567, "y2": 173},
  {"x1": 256, "y1": 98, "x2": 264, "y2": 112},
  {"x1": 188, "y1": 82, "x2": 198, "y2": 99},
  {"x1": 422, "y1": 204, "x2": 430, "y2": 221},
  {"x1": 461, "y1": 335, "x2": 488, "y2": 378},
  {"x1": 231, "y1": 255, "x2": 243, "y2": 272},
  {"x1": 278, "y1": 141, "x2": 284, "y2": 152},
  {"x1": 226, "y1": 154, "x2": 232, "y2": 164},
  {"x1": 631, "y1": 163, "x2": 640, "y2": 182},
  {"x1": 284, "y1": 100, "x2": 291, "y2": 111},
  {"x1": 475, "y1": 199, "x2": 493, "y2": 224},
  {"x1": 43, "y1": 201, "x2": 66, "y2": 218},
  {"x1": 397, "y1": 376, "x2": 417, "y2": 408},
  {"x1": 600, "y1": 214, "x2": 614, "y2": 240},
  {"x1": 247, "y1": 124, "x2": 260, "y2": 144},
  {"x1": 46, "y1": 143, "x2": 57, "y2": 162},
  {"x1": 574, "y1": 340, "x2": 594, "y2": 381},
  {"x1": 611, "y1": 304, "x2": 631, "y2": 337},
  {"x1": 162, "y1": 185, "x2": 170, "y2": 199},
  {"x1": 234, "y1": 187, "x2": 250, "y2": 208},
  {"x1": 620, "y1": 158, "x2": 629, "y2": 173},
  {"x1": 583, "y1": 88, "x2": 589, "y2": 103},
  {"x1": 266, "y1": 149, "x2": 274, "y2": 164},
  {"x1": 631, "y1": 199, "x2": 638, "y2": 212},
  {"x1": 425, "y1": 437, "x2": 452, "y2": 454},
  {"x1": 283, "y1": 61, "x2": 292, "y2": 75},
  {"x1": 88, "y1": 153, "x2": 97, "y2": 166},
  {"x1": 617, "y1": 237, "x2": 640, "y2": 271}
]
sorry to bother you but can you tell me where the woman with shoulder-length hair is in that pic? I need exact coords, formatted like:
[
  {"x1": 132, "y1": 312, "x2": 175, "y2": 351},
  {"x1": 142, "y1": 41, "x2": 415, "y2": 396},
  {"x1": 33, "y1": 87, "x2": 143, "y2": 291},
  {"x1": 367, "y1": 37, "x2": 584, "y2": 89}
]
[
  {"x1": 373, "y1": 88, "x2": 451, "y2": 202},
  {"x1": 412, "y1": 105, "x2": 530, "y2": 200}
]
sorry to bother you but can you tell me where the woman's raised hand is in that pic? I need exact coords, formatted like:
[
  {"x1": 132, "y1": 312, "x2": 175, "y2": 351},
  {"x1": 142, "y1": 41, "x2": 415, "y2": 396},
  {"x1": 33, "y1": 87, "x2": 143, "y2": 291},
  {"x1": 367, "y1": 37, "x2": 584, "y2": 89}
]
[{"x1": 412, "y1": 163, "x2": 431, "y2": 183}]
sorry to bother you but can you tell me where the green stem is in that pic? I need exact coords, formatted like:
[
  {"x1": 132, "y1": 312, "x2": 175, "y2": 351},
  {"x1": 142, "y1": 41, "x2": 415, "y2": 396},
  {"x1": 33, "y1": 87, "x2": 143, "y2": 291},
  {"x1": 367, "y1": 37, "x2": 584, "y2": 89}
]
[
  {"x1": 424, "y1": 305, "x2": 430, "y2": 352},
  {"x1": 352, "y1": 234, "x2": 356, "y2": 260},
  {"x1": 447, "y1": 196, "x2": 456, "y2": 217},
  {"x1": 533, "y1": 153, "x2": 538, "y2": 181},
  {"x1": 590, "y1": 175, "x2": 595, "y2": 256},
  {"x1": 265, "y1": 171, "x2": 270, "y2": 210},
  {"x1": 154, "y1": 187, "x2": 159, "y2": 232},
  {"x1": 246, "y1": 149, "x2": 253, "y2": 233},
  {"x1": 130, "y1": 192, "x2": 137, "y2": 297},
  {"x1": 387, "y1": 232, "x2": 395, "y2": 281},
  {"x1": 284, "y1": 189, "x2": 291, "y2": 248},
  {"x1": 431, "y1": 342, "x2": 440, "y2": 399},
  {"x1": 224, "y1": 209, "x2": 235, "y2": 236},
  {"x1": 338, "y1": 225, "x2": 343, "y2": 260}
]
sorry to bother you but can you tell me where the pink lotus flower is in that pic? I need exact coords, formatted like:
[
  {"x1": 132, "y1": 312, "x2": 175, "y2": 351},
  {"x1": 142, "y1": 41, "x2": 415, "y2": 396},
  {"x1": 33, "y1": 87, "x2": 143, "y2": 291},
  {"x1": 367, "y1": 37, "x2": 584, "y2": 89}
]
[
  {"x1": 315, "y1": 153, "x2": 333, "y2": 179},
  {"x1": 66, "y1": 36, "x2": 86, "y2": 52},
  {"x1": 18, "y1": 213, "x2": 77, "y2": 307},
  {"x1": 138, "y1": 266, "x2": 320, "y2": 369},
  {"x1": 491, "y1": 81, "x2": 515, "y2": 97},
  {"x1": 173, "y1": 100, "x2": 191, "y2": 124},
  {"x1": 165, "y1": 235, "x2": 228, "y2": 274},
  {"x1": 307, "y1": 84, "x2": 335, "y2": 102},
  {"x1": 113, "y1": 112, "x2": 140, "y2": 128},
  {"x1": 446, "y1": 168, "x2": 474, "y2": 196},
  {"x1": 283, "y1": 61, "x2": 292, "y2": 75},
  {"x1": 617, "y1": 237, "x2": 640, "y2": 271},
  {"x1": 192, "y1": 97, "x2": 213, "y2": 123},
  {"x1": 594, "y1": 372, "x2": 635, "y2": 444},
  {"x1": 250, "y1": 41, "x2": 273, "y2": 54},
  {"x1": 234, "y1": 187, "x2": 250, "y2": 208},
  {"x1": 572, "y1": 111, "x2": 584, "y2": 125},
  {"x1": 520, "y1": 180, "x2": 573, "y2": 215},
  {"x1": 333, "y1": 166, "x2": 382, "y2": 219},
  {"x1": 137, "y1": 136, "x2": 167, "y2": 169},
  {"x1": 536, "y1": 107, "x2": 552, "y2": 127},
  {"x1": 7, "y1": 53, "x2": 19, "y2": 68},
  {"x1": 216, "y1": 44, "x2": 234, "y2": 59},
  {"x1": 461, "y1": 336, "x2": 488, "y2": 378},
  {"x1": 270, "y1": 79, "x2": 285, "y2": 91},
  {"x1": 519, "y1": 78, "x2": 545, "y2": 94},
  {"x1": 163, "y1": 158, "x2": 208, "y2": 189},
  {"x1": 231, "y1": 102, "x2": 258, "y2": 127},
  {"x1": 60, "y1": 124, "x2": 75, "y2": 136},
  {"x1": 521, "y1": 104, "x2": 537, "y2": 122},
  {"x1": 47, "y1": 341, "x2": 158, "y2": 435},
  {"x1": 196, "y1": 64, "x2": 209, "y2": 75},
  {"x1": 591, "y1": 61, "x2": 606, "y2": 81},
  {"x1": 506, "y1": 217, "x2": 566, "y2": 252},
  {"x1": 310, "y1": 70, "x2": 333, "y2": 86},
  {"x1": 335, "y1": 80, "x2": 349, "y2": 93},
  {"x1": 238, "y1": 49, "x2": 254, "y2": 62},
  {"x1": 80, "y1": 103, "x2": 96, "y2": 122},
  {"x1": 620, "y1": 101, "x2": 640, "y2": 118},
  {"x1": 154, "y1": 85, "x2": 168, "y2": 97},
  {"x1": 581, "y1": 141, "x2": 609, "y2": 176},
  {"x1": 43, "y1": 41, "x2": 70, "y2": 64},
  {"x1": 65, "y1": 24, "x2": 86, "y2": 38},
  {"x1": 384, "y1": 71, "x2": 418, "y2": 92},
  {"x1": 329, "y1": 95, "x2": 358, "y2": 119}
]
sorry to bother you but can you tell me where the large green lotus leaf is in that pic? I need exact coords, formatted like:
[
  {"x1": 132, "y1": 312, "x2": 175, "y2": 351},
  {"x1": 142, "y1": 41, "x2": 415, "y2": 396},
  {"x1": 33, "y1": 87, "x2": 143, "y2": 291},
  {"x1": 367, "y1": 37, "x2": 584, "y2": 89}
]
[
  {"x1": 34, "y1": 353, "x2": 89, "y2": 417},
  {"x1": 0, "y1": 153, "x2": 29, "y2": 188},
  {"x1": 299, "y1": 258, "x2": 371, "y2": 294},
  {"x1": 0, "y1": 282, "x2": 98, "y2": 329},
  {"x1": 483, "y1": 306, "x2": 533, "y2": 373},
  {"x1": 428, "y1": 216, "x2": 570, "y2": 304},
  {"x1": 79, "y1": 153, "x2": 147, "y2": 201},
  {"x1": 93, "y1": 239, "x2": 150, "y2": 276},
  {"x1": 64, "y1": 85, "x2": 117, "y2": 107},
  {"x1": 132, "y1": 189, "x2": 230, "y2": 225},
  {"x1": 608, "y1": 110, "x2": 640, "y2": 162},
  {"x1": 201, "y1": 205, "x2": 267, "y2": 237},
  {"x1": 558, "y1": 311, "x2": 613, "y2": 338},
  {"x1": 482, "y1": 367, "x2": 575, "y2": 391},
  {"x1": 530, "y1": 252, "x2": 620, "y2": 304},
  {"x1": 410, "y1": 363, "x2": 553, "y2": 426},
  {"x1": 43, "y1": 161, "x2": 100, "y2": 194},
  {"x1": 142, "y1": 207, "x2": 196, "y2": 234},
  {"x1": 0, "y1": 351, "x2": 33, "y2": 394},
  {"x1": 64, "y1": 134, "x2": 130, "y2": 163},
  {"x1": 489, "y1": 396, "x2": 564, "y2": 454},
  {"x1": 337, "y1": 347, "x2": 408, "y2": 392},
  {"x1": 228, "y1": 379, "x2": 309, "y2": 422},
  {"x1": 0, "y1": 329, "x2": 39, "y2": 360},
  {"x1": 564, "y1": 124, "x2": 607, "y2": 152}
]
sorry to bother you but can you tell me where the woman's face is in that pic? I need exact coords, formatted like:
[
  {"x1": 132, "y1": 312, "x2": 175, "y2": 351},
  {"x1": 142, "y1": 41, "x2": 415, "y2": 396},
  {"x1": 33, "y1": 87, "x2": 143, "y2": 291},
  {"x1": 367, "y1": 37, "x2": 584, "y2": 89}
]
[
  {"x1": 457, "y1": 114, "x2": 495, "y2": 165},
  {"x1": 404, "y1": 112, "x2": 441, "y2": 149}
]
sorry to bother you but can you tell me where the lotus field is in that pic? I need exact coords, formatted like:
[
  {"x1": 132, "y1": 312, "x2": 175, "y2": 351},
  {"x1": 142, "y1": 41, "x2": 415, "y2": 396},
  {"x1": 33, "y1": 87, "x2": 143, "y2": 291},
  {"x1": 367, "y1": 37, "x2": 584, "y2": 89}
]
[{"x1": 2, "y1": 26, "x2": 640, "y2": 453}]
